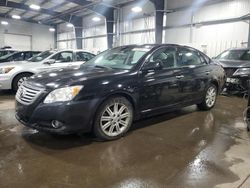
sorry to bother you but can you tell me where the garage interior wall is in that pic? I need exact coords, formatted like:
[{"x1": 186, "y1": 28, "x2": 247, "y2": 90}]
[
  {"x1": 0, "y1": 18, "x2": 54, "y2": 51},
  {"x1": 56, "y1": 0, "x2": 250, "y2": 57},
  {"x1": 165, "y1": 0, "x2": 250, "y2": 57}
]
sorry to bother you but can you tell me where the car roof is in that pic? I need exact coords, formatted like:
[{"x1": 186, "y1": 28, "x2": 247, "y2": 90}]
[{"x1": 227, "y1": 47, "x2": 250, "y2": 51}]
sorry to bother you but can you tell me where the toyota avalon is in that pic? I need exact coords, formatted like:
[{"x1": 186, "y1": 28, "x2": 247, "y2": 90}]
[{"x1": 15, "y1": 44, "x2": 225, "y2": 140}]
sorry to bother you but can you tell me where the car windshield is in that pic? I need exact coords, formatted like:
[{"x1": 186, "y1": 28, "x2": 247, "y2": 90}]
[
  {"x1": 0, "y1": 52, "x2": 17, "y2": 60},
  {"x1": 28, "y1": 51, "x2": 53, "y2": 62},
  {"x1": 216, "y1": 50, "x2": 247, "y2": 60},
  {"x1": 0, "y1": 51, "x2": 8, "y2": 57},
  {"x1": 84, "y1": 46, "x2": 151, "y2": 70}
]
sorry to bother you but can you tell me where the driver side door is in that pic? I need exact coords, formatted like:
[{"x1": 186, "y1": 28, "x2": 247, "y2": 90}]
[{"x1": 139, "y1": 46, "x2": 182, "y2": 114}]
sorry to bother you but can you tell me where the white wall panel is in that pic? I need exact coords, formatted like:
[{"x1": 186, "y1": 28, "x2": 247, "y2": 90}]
[
  {"x1": 4, "y1": 33, "x2": 31, "y2": 50},
  {"x1": 0, "y1": 18, "x2": 54, "y2": 50}
]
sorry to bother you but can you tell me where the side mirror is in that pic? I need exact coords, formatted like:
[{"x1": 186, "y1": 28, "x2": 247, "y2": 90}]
[
  {"x1": 142, "y1": 59, "x2": 164, "y2": 72},
  {"x1": 44, "y1": 59, "x2": 55, "y2": 65}
]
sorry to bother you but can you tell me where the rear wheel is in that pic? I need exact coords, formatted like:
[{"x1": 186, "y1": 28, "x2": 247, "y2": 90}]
[
  {"x1": 93, "y1": 96, "x2": 133, "y2": 141},
  {"x1": 12, "y1": 73, "x2": 33, "y2": 92},
  {"x1": 197, "y1": 84, "x2": 217, "y2": 110}
]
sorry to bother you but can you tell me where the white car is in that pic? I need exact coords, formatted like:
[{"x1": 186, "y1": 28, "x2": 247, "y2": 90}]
[{"x1": 0, "y1": 49, "x2": 95, "y2": 91}]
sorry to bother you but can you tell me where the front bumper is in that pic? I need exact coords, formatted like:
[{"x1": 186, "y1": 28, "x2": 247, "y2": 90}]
[
  {"x1": 0, "y1": 74, "x2": 12, "y2": 90},
  {"x1": 15, "y1": 98, "x2": 99, "y2": 134}
]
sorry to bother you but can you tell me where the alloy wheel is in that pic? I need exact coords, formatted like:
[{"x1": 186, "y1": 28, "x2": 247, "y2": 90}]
[
  {"x1": 100, "y1": 102, "x2": 131, "y2": 137},
  {"x1": 205, "y1": 86, "x2": 217, "y2": 108},
  {"x1": 17, "y1": 77, "x2": 28, "y2": 88}
]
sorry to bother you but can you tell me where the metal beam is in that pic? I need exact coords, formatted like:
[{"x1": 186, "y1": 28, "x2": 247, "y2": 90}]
[
  {"x1": 0, "y1": 1, "x2": 80, "y2": 23},
  {"x1": 0, "y1": 13, "x2": 50, "y2": 25},
  {"x1": 150, "y1": 0, "x2": 165, "y2": 44}
]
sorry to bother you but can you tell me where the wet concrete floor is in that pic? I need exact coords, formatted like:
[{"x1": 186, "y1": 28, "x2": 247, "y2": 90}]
[{"x1": 0, "y1": 91, "x2": 250, "y2": 188}]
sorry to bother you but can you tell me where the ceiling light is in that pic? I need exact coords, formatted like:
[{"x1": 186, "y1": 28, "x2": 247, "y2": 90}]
[
  {"x1": 12, "y1": 15, "x2": 21, "y2": 19},
  {"x1": 67, "y1": 23, "x2": 74, "y2": 27},
  {"x1": 29, "y1": 4, "x2": 41, "y2": 10},
  {"x1": 92, "y1": 17, "x2": 101, "y2": 22},
  {"x1": 49, "y1": 28, "x2": 55, "y2": 32},
  {"x1": 1, "y1": 21, "x2": 8, "y2": 25},
  {"x1": 131, "y1": 6, "x2": 142, "y2": 13}
]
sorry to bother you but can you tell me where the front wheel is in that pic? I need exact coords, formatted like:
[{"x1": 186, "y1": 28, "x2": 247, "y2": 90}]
[
  {"x1": 12, "y1": 73, "x2": 33, "y2": 92},
  {"x1": 93, "y1": 96, "x2": 133, "y2": 141},
  {"x1": 197, "y1": 84, "x2": 218, "y2": 110}
]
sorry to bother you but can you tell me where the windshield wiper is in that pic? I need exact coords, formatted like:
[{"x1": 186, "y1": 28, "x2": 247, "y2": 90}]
[{"x1": 94, "y1": 65, "x2": 113, "y2": 69}]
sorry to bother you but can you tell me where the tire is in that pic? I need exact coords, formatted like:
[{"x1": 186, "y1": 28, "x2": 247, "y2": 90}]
[
  {"x1": 93, "y1": 96, "x2": 133, "y2": 141},
  {"x1": 197, "y1": 84, "x2": 218, "y2": 111},
  {"x1": 12, "y1": 73, "x2": 33, "y2": 92}
]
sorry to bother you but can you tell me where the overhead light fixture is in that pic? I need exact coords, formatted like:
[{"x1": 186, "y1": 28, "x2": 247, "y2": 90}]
[
  {"x1": 12, "y1": 15, "x2": 21, "y2": 19},
  {"x1": 29, "y1": 4, "x2": 41, "y2": 10},
  {"x1": 1, "y1": 21, "x2": 8, "y2": 25},
  {"x1": 92, "y1": 17, "x2": 101, "y2": 22},
  {"x1": 66, "y1": 23, "x2": 74, "y2": 27},
  {"x1": 131, "y1": 6, "x2": 142, "y2": 13},
  {"x1": 49, "y1": 28, "x2": 55, "y2": 32}
]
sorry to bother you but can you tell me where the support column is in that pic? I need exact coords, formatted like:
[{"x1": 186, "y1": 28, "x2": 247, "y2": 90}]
[
  {"x1": 248, "y1": 21, "x2": 250, "y2": 48},
  {"x1": 72, "y1": 18, "x2": 83, "y2": 49},
  {"x1": 150, "y1": 0, "x2": 165, "y2": 44},
  {"x1": 103, "y1": 8, "x2": 115, "y2": 49},
  {"x1": 54, "y1": 25, "x2": 57, "y2": 49}
]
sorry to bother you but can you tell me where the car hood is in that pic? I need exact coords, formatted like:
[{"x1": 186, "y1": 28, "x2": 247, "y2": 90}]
[
  {"x1": 0, "y1": 61, "x2": 31, "y2": 67},
  {"x1": 217, "y1": 59, "x2": 250, "y2": 68},
  {"x1": 27, "y1": 65, "x2": 129, "y2": 89}
]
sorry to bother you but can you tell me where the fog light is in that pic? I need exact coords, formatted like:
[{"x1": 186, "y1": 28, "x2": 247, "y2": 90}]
[{"x1": 51, "y1": 120, "x2": 63, "y2": 129}]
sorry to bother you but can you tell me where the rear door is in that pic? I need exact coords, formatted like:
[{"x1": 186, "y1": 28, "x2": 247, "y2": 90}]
[{"x1": 176, "y1": 47, "x2": 211, "y2": 102}]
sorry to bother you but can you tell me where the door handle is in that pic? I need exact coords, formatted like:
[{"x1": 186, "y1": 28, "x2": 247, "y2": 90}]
[
  {"x1": 176, "y1": 75, "x2": 184, "y2": 79},
  {"x1": 205, "y1": 71, "x2": 210, "y2": 75}
]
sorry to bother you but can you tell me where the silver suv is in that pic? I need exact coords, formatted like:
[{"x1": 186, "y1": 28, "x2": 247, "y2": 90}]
[{"x1": 0, "y1": 49, "x2": 95, "y2": 91}]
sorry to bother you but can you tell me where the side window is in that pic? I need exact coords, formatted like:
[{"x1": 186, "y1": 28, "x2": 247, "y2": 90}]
[
  {"x1": 145, "y1": 47, "x2": 177, "y2": 69},
  {"x1": 76, "y1": 52, "x2": 94, "y2": 61},
  {"x1": 24, "y1": 52, "x2": 32, "y2": 60},
  {"x1": 52, "y1": 51, "x2": 73, "y2": 63},
  {"x1": 241, "y1": 50, "x2": 250, "y2": 61},
  {"x1": 177, "y1": 48, "x2": 204, "y2": 67},
  {"x1": 12, "y1": 52, "x2": 24, "y2": 61}
]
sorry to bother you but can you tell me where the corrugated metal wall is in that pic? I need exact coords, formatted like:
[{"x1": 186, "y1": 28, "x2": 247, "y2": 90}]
[{"x1": 57, "y1": 0, "x2": 250, "y2": 57}]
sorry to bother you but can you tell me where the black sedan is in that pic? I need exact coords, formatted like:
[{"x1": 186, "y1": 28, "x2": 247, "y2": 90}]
[
  {"x1": 0, "y1": 51, "x2": 41, "y2": 63},
  {"x1": 215, "y1": 48, "x2": 250, "y2": 93},
  {"x1": 15, "y1": 44, "x2": 225, "y2": 140}
]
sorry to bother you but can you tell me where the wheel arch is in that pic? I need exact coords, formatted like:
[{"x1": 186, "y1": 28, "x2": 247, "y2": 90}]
[{"x1": 11, "y1": 71, "x2": 34, "y2": 89}]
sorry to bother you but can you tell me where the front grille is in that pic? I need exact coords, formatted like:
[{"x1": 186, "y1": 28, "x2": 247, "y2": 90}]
[
  {"x1": 224, "y1": 68, "x2": 237, "y2": 77},
  {"x1": 16, "y1": 82, "x2": 44, "y2": 105}
]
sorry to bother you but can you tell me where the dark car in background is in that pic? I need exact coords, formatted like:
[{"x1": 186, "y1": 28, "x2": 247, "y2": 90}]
[
  {"x1": 215, "y1": 48, "x2": 250, "y2": 94},
  {"x1": 15, "y1": 44, "x2": 225, "y2": 140},
  {"x1": 0, "y1": 49, "x2": 17, "y2": 57},
  {"x1": 0, "y1": 51, "x2": 41, "y2": 63}
]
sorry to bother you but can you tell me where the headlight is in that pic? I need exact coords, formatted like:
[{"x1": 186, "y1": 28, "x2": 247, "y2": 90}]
[
  {"x1": 233, "y1": 68, "x2": 250, "y2": 76},
  {"x1": 44, "y1": 85, "x2": 83, "y2": 104},
  {"x1": 0, "y1": 67, "x2": 15, "y2": 74}
]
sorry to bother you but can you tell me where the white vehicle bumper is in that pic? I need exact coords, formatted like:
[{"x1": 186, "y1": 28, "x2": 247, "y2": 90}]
[{"x1": 0, "y1": 75, "x2": 12, "y2": 90}]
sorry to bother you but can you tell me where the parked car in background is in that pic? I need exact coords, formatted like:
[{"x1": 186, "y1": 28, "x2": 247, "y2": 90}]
[
  {"x1": 215, "y1": 48, "x2": 250, "y2": 94},
  {"x1": 0, "y1": 51, "x2": 41, "y2": 63},
  {"x1": 15, "y1": 44, "x2": 225, "y2": 140},
  {"x1": 0, "y1": 49, "x2": 95, "y2": 91},
  {"x1": 0, "y1": 49, "x2": 17, "y2": 57}
]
